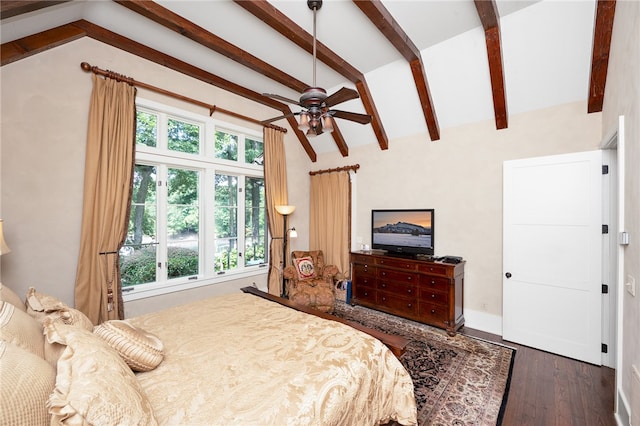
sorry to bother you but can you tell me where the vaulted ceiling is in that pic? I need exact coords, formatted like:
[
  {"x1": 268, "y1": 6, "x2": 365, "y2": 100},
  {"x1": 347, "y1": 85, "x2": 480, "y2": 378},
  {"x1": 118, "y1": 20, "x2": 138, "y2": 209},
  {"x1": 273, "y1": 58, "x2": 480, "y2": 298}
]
[{"x1": 1, "y1": 0, "x2": 614, "y2": 161}]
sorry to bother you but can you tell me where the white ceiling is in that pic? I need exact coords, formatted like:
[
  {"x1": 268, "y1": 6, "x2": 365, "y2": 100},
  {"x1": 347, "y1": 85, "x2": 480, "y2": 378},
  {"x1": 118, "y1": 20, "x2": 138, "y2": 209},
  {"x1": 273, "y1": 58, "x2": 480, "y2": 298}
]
[{"x1": 1, "y1": 0, "x2": 597, "y2": 155}]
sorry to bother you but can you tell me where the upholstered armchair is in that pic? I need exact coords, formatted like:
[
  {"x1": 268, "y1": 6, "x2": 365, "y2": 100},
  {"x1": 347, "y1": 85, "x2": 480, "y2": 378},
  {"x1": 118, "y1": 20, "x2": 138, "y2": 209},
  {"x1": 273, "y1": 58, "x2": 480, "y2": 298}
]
[{"x1": 283, "y1": 250, "x2": 338, "y2": 313}]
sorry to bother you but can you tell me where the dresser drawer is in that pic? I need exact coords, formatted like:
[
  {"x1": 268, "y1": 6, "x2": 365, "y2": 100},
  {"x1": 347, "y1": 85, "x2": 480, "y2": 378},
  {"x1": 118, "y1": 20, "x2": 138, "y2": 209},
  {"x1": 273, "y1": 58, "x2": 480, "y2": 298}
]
[
  {"x1": 378, "y1": 268, "x2": 419, "y2": 284},
  {"x1": 416, "y1": 263, "x2": 449, "y2": 276},
  {"x1": 419, "y1": 288, "x2": 448, "y2": 305},
  {"x1": 378, "y1": 292, "x2": 418, "y2": 316},
  {"x1": 375, "y1": 256, "x2": 417, "y2": 271},
  {"x1": 351, "y1": 254, "x2": 374, "y2": 265},
  {"x1": 377, "y1": 280, "x2": 417, "y2": 298},
  {"x1": 354, "y1": 285, "x2": 376, "y2": 303},
  {"x1": 421, "y1": 275, "x2": 450, "y2": 292},
  {"x1": 419, "y1": 302, "x2": 448, "y2": 324},
  {"x1": 353, "y1": 263, "x2": 376, "y2": 278}
]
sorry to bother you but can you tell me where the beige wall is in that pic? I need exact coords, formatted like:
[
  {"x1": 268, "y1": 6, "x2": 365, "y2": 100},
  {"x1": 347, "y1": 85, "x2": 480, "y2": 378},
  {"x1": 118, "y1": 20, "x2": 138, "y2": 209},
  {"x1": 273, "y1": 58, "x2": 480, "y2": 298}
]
[
  {"x1": 601, "y1": 0, "x2": 640, "y2": 419},
  {"x1": 308, "y1": 102, "x2": 601, "y2": 332},
  {"x1": 0, "y1": 38, "x2": 282, "y2": 312}
]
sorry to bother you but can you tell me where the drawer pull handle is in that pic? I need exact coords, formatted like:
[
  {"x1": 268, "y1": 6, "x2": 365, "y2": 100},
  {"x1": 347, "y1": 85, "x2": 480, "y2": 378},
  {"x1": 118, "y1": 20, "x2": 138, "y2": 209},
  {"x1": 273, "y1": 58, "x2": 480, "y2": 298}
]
[
  {"x1": 407, "y1": 289, "x2": 412, "y2": 294},
  {"x1": 407, "y1": 276, "x2": 412, "y2": 280},
  {"x1": 431, "y1": 280, "x2": 436, "y2": 285},
  {"x1": 382, "y1": 297, "x2": 386, "y2": 301},
  {"x1": 431, "y1": 294, "x2": 436, "y2": 298},
  {"x1": 431, "y1": 309, "x2": 436, "y2": 314},
  {"x1": 381, "y1": 283, "x2": 386, "y2": 288},
  {"x1": 407, "y1": 303, "x2": 412, "y2": 308}
]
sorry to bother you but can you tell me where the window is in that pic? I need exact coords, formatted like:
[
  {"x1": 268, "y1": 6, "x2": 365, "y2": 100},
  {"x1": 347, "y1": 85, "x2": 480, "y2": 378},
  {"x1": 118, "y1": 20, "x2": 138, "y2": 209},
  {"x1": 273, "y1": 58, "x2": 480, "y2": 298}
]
[{"x1": 120, "y1": 99, "x2": 267, "y2": 300}]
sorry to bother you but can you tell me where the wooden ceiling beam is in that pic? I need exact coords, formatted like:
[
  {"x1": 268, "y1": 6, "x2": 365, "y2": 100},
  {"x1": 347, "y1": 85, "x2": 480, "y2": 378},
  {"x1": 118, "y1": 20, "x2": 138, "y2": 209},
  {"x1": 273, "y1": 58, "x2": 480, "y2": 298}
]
[
  {"x1": 1, "y1": 22, "x2": 86, "y2": 66},
  {"x1": 588, "y1": 0, "x2": 616, "y2": 113},
  {"x1": 353, "y1": 0, "x2": 440, "y2": 142},
  {"x1": 474, "y1": 0, "x2": 508, "y2": 130},
  {"x1": 0, "y1": 1, "x2": 68, "y2": 19},
  {"x1": 234, "y1": 0, "x2": 388, "y2": 152}
]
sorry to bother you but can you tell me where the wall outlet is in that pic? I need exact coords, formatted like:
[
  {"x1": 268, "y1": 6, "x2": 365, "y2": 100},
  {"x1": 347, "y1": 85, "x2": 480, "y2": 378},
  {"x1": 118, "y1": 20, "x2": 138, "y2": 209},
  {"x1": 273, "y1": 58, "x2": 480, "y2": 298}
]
[{"x1": 626, "y1": 275, "x2": 636, "y2": 297}]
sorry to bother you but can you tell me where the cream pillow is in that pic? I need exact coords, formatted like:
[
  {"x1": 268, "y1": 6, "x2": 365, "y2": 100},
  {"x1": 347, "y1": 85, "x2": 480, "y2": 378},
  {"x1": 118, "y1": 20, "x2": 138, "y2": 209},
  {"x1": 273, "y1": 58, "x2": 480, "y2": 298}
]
[
  {"x1": 44, "y1": 322, "x2": 157, "y2": 425},
  {"x1": 0, "y1": 283, "x2": 26, "y2": 311},
  {"x1": 42, "y1": 308, "x2": 94, "y2": 367},
  {"x1": 94, "y1": 320, "x2": 164, "y2": 372},
  {"x1": 0, "y1": 300, "x2": 45, "y2": 358},
  {"x1": 0, "y1": 341, "x2": 56, "y2": 426},
  {"x1": 25, "y1": 287, "x2": 68, "y2": 322}
]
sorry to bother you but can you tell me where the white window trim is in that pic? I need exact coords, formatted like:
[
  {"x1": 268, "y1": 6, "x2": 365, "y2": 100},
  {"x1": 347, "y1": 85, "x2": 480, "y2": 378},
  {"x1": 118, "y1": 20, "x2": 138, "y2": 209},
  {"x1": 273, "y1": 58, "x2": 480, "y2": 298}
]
[{"x1": 123, "y1": 98, "x2": 268, "y2": 302}]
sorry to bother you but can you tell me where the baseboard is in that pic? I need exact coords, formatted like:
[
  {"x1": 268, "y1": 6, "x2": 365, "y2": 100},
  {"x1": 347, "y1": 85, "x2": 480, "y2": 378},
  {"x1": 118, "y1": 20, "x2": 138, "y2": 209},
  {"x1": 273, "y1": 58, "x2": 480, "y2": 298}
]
[
  {"x1": 615, "y1": 388, "x2": 630, "y2": 426},
  {"x1": 464, "y1": 308, "x2": 503, "y2": 336}
]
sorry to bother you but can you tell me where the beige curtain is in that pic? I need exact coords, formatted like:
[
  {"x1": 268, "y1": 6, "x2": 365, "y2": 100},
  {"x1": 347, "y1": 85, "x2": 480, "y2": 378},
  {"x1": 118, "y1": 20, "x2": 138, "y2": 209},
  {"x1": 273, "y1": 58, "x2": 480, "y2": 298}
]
[
  {"x1": 263, "y1": 127, "x2": 288, "y2": 296},
  {"x1": 75, "y1": 74, "x2": 136, "y2": 324},
  {"x1": 309, "y1": 171, "x2": 350, "y2": 278}
]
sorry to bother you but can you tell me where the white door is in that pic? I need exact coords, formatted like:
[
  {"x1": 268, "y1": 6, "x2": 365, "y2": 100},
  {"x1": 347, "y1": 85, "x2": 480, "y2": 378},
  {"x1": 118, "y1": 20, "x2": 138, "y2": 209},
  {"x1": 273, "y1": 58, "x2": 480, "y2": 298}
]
[{"x1": 503, "y1": 150, "x2": 603, "y2": 364}]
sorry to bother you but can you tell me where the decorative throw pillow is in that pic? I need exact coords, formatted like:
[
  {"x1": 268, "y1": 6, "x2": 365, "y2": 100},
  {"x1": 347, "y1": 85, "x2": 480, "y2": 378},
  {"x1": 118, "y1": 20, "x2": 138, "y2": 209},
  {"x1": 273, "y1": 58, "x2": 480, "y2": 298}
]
[
  {"x1": 25, "y1": 287, "x2": 68, "y2": 322},
  {"x1": 44, "y1": 322, "x2": 158, "y2": 425},
  {"x1": 0, "y1": 300, "x2": 45, "y2": 358},
  {"x1": 41, "y1": 308, "x2": 94, "y2": 367},
  {"x1": 0, "y1": 341, "x2": 56, "y2": 426},
  {"x1": 294, "y1": 256, "x2": 316, "y2": 280},
  {"x1": 94, "y1": 320, "x2": 164, "y2": 372},
  {"x1": 0, "y1": 283, "x2": 26, "y2": 312}
]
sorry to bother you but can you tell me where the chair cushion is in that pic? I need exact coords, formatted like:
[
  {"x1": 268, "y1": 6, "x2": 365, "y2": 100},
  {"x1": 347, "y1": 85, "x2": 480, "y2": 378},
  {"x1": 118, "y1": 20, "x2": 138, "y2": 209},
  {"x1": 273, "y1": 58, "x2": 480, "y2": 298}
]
[{"x1": 293, "y1": 256, "x2": 316, "y2": 280}]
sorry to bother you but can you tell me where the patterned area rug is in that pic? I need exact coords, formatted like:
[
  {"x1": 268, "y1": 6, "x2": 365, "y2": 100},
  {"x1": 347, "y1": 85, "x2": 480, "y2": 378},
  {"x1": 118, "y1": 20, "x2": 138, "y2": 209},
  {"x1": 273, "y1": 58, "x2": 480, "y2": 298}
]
[{"x1": 333, "y1": 303, "x2": 516, "y2": 426}]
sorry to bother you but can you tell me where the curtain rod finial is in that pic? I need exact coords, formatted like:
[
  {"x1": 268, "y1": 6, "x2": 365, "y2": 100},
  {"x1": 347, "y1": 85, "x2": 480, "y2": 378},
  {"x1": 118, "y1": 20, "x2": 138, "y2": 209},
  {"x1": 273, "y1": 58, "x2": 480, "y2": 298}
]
[{"x1": 81, "y1": 62, "x2": 92, "y2": 72}]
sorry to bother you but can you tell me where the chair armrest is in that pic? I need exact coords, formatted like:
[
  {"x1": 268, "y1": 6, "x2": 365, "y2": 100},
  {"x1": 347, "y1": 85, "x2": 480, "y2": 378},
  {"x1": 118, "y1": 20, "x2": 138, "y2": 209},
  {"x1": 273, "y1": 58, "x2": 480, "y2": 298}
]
[
  {"x1": 283, "y1": 265, "x2": 297, "y2": 280},
  {"x1": 321, "y1": 264, "x2": 339, "y2": 280}
]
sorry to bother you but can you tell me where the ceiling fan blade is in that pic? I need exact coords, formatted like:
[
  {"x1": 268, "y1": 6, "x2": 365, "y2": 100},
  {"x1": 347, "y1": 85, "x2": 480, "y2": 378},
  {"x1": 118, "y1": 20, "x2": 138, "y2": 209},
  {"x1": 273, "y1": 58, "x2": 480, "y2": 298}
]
[
  {"x1": 324, "y1": 87, "x2": 359, "y2": 107},
  {"x1": 261, "y1": 111, "x2": 299, "y2": 124},
  {"x1": 263, "y1": 93, "x2": 302, "y2": 106},
  {"x1": 330, "y1": 110, "x2": 372, "y2": 125}
]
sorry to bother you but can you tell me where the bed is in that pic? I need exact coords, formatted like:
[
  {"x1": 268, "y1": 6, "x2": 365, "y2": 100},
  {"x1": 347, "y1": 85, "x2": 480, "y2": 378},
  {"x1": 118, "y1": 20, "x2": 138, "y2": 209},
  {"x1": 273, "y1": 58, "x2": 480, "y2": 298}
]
[{"x1": 0, "y1": 283, "x2": 417, "y2": 426}]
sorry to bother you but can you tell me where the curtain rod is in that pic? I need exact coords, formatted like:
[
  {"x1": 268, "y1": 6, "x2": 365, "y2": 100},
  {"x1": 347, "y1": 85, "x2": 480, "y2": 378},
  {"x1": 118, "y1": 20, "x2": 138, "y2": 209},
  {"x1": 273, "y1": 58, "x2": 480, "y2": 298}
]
[
  {"x1": 309, "y1": 164, "x2": 360, "y2": 176},
  {"x1": 80, "y1": 62, "x2": 287, "y2": 133}
]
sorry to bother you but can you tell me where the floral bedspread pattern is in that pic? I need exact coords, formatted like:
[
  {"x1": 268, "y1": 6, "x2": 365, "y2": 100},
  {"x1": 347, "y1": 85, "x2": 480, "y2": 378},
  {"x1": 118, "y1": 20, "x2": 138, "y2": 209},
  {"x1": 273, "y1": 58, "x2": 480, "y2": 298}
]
[{"x1": 129, "y1": 293, "x2": 417, "y2": 426}]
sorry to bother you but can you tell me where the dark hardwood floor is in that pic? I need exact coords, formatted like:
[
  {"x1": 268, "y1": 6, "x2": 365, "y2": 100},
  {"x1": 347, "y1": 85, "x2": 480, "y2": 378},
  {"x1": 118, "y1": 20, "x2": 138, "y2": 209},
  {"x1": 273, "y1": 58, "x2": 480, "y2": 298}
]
[{"x1": 463, "y1": 327, "x2": 616, "y2": 426}]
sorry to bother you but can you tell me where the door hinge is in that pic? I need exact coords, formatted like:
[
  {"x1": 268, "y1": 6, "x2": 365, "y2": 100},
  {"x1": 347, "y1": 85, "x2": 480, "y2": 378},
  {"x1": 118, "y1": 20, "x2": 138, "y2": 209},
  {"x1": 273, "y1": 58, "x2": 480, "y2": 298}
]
[
  {"x1": 601, "y1": 343, "x2": 608, "y2": 354},
  {"x1": 602, "y1": 165, "x2": 609, "y2": 175},
  {"x1": 602, "y1": 225, "x2": 609, "y2": 234},
  {"x1": 602, "y1": 284, "x2": 608, "y2": 294}
]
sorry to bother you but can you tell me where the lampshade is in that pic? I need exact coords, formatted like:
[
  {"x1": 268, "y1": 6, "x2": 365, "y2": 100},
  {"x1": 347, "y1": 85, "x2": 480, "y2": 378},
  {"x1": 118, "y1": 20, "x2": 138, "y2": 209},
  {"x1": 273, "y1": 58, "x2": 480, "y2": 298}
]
[
  {"x1": 0, "y1": 220, "x2": 11, "y2": 255},
  {"x1": 322, "y1": 114, "x2": 334, "y2": 133},
  {"x1": 275, "y1": 205, "x2": 296, "y2": 216},
  {"x1": 298, "y1": 112, "x2": 310, "y2": 131},
  {"x1": 289, "y1": 227, "x2": 298, "y2": 238}
]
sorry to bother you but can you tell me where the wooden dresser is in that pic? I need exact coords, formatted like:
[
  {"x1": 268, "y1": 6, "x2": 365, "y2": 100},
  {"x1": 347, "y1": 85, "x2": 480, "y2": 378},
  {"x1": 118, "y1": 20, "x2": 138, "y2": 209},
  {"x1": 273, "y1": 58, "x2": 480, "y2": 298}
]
[{"x1": 350, "y1": 251, "x2": 465, "y2": 335}]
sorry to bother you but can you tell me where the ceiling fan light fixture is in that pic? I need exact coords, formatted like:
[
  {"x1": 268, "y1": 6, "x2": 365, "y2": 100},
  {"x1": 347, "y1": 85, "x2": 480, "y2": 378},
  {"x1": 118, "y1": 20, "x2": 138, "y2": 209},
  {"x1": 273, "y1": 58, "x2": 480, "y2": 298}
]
[
  {"x1": 321, "y1": 114, "x2": 334, "y2": 133},
  {"x1": 298, "y1": 112, "x2": 310, "y2": 131}
]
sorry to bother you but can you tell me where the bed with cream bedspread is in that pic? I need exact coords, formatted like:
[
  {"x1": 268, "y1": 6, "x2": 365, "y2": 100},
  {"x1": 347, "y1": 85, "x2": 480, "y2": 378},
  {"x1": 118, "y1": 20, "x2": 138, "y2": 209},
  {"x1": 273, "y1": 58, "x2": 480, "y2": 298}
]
[{"x1": 128, "y1": 292, "x2": 417, "y2": 425}]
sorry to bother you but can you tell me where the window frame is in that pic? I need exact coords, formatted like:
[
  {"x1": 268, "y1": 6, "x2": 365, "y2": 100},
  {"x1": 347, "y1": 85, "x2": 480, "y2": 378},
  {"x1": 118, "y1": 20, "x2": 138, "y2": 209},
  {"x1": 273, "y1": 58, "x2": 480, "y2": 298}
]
[{"x1": 123, "y1": 98, "x2": 268, "y2": 302}]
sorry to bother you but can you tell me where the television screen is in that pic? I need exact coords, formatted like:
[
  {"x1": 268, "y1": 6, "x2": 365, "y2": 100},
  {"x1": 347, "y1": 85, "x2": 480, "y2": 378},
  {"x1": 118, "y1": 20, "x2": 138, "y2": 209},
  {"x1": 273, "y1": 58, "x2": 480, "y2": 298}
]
[{"x1": 371, "y1": 209, "x2": 434, "y2": 256}]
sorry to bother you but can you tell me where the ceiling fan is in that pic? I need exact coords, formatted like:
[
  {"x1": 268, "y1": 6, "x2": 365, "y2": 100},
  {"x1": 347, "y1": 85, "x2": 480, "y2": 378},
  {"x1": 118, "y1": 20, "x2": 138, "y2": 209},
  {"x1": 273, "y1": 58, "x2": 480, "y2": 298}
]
[{"x1": 261, "y1": 0, "x2": 372, "y2": 136}]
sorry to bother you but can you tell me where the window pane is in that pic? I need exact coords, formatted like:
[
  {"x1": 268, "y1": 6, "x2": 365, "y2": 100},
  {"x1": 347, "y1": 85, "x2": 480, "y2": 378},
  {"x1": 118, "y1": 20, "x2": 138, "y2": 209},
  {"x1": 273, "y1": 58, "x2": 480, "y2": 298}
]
[
  {"x1": 245, "y1": 177, "x2": 266, "y2": 266},
  {"x1": 167, "y1": 168, "x2": 199, "y2": 279},
  {"x1": 214, "y1": 174, "x2": 238, "y2": 271},
  {"x1": 215, "y1": 130, "x2": 238, "y2": 161},
  {"x1": 245, "y1": 138, "x2": 264, "y2": 165},
  {"x1": 136, "y1": 111, "x2": 157, "y2": 148},
  {"x1": 168, "y1": 118, "x2": 200, "y2": 154},
  {"x1": 121, "y1": 165, "x2": 157, "y2": 286}
]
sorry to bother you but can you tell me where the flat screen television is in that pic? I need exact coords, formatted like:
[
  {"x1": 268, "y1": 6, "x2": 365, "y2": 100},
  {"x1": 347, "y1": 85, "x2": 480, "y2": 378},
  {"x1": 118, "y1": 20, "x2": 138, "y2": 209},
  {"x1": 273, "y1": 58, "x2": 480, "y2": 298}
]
[{"x1": 371, "y1": 209, "x2": 434, "y2": 257}]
